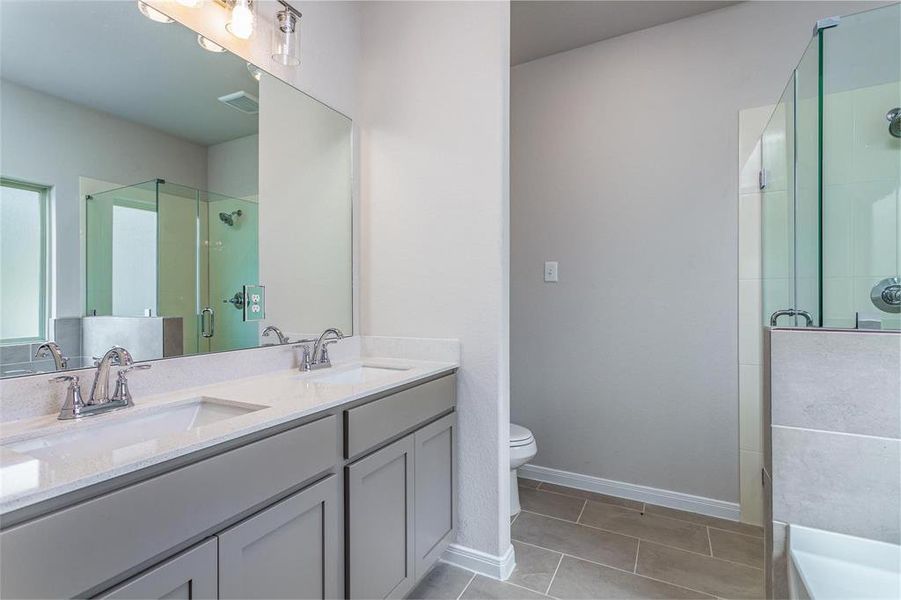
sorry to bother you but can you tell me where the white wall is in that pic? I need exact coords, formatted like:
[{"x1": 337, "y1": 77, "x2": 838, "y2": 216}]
[
  {"x1": 510, "y1": 1, "x2": 886, "y2": 506},
  {"x1": 0, "y1": 80, "x2": 208, "y2": 319},
  {"x1": 359, "y1": 0, "x2": 511, "y2": 562},
  {"x1": 208, "y1": 134, "x2": 259, "y2": 199}
]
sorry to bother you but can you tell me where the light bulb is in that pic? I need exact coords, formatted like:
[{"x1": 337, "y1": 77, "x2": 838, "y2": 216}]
[
  {"x1": 227, "y1": 0, "x2": 254, "y2": 40},
  {"x1": 176, "y1": 0, "x2": 202, "y2": 6},
  {"x1": 137, "y1": 1, "x2": 174, "y2": 23}
]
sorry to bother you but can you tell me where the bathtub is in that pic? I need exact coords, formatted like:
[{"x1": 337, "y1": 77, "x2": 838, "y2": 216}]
[{"x1": 788, "y1": 524, "x2": 900, "y2": 599}]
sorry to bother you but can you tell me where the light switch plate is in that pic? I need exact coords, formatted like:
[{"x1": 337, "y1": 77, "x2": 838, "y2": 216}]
[{"x1": 544, "y1": 261, "x2": 558, "y2": 283}]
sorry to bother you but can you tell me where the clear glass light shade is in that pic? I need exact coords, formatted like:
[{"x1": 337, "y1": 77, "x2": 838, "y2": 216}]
[
  {"x1": 176, "y1": 0, "x2": 202, "y2": 7},
  {"x1": 137, "y1": 1, "x2": 174, "y2": 23},
  {"x1": 246, "y1": 63, "x2": 263, "y2": 81},
  {"x1": 271, "y1": 10, "x2": 300, "y2": 66},
  {"x1": 226, "y1": 0, "x2": 255, "y2": 40},
  {"x1": 197, "y1": 35, "x2": 226, "y2": 53}
]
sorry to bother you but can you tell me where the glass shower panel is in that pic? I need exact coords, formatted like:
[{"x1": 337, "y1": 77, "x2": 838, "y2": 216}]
[
  {"x1": 795, "y1": 37, "x2": 821, "y2": 327},
  {"x1": 156, "y1": 181, "x2": 201, "y2": 354},
  {"x1": 203, "y1": 191, "x2": 260, "y2": 353},
  {"x1": 821, "y1": 4, "x2": 901, "y2": 329},
  {"x1": 86, "y1": 180, "x2": 158, "y2": 317},
  {"x1": 761, "y1": 76, "x2": 796, "y2": 326}
]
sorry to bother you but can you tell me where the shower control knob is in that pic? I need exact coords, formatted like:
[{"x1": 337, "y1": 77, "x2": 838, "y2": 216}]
[
  {"x1": 226, "y1": 291, "x2": 246, "y2": 310},
  {"x1": 871, "y1": 277, "x2": 901, "y2": 314}
]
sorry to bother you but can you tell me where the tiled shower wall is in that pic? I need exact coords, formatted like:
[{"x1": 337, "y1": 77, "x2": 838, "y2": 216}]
[
  {"x1": 763, "y1": 328, "x2": 901, "y2": 598},
  {"x1": 737, "y1": 104, "x2": 774, "y2": 525}
]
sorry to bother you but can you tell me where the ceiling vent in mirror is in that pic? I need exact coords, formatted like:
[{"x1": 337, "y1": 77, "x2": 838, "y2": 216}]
[{"x1": 217, "y1": 91, "x2": 259, "y2": 114}]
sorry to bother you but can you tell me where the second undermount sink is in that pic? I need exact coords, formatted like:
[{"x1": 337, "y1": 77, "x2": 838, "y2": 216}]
[
  {"x1": 4, "y1": 398, "x2": 266, "y2": 462},
  {"x1": 308, "y1": 365, "x2": 411, "y2": 386}
]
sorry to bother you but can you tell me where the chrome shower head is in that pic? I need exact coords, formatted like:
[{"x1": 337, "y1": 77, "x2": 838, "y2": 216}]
[
  {"x1": 218, "y1": 209, "x2": 243, "y2": 227},
  {"x1": 887, "y1": 108, "x2": 901, "y2": 139}
]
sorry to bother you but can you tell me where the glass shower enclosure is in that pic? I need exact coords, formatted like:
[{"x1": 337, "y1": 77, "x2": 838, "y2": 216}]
[
  {"x1": 86, "y1": 179, "x2": 260, "y2": 355},
  {"x1": 761, "y1": 3, "x2": 901, "y2": 329}
]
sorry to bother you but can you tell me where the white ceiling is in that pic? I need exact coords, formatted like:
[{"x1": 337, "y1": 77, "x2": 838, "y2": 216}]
[
  {"x1": 511, "y1": 1, "x2": 742, "y2": 65},
  {"x1": 0, "y1": 1, "x2": 259, "y2": 146}
]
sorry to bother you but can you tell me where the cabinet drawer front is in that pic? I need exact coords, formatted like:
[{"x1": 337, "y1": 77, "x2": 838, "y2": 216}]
[
  {"x1": 345, "y1": 374, "x2": 455, "y2": 459},
  {"x1": 97, "y1": 538, "x2": 217, "y2": 600},
  {"x1": 218, "y1": 476, "x2": 338, "y2": 600},
  {"x1": 1, "y1": 415, "x2": 337, "y2": 600}
]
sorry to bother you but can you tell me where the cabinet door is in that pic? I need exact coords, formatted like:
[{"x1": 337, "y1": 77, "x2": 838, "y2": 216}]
[
  {"x1": 414, "y1": 413, "x2": 456, "y2": 579},
  {"x1": 98, "y1": 538, "x2": 217, "y2": 600},
  {"x1": 346, "y1": 435, "x2": 415, "y2": 600},
  {"x1": 218, "y1": 476, "x2": 338, "y2": 600}
]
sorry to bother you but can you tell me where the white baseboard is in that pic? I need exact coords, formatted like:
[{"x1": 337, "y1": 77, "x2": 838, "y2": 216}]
[
  {"x1": 519, "y1": 464, "x2": 741, "y2": 522},
  {"x1": 441, "y1": 542, "x2": 516, "y2": 581}
]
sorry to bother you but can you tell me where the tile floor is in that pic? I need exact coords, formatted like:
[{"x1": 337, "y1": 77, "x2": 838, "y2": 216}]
[{"x1": 408, "y1": 479, "x2": 764, "y2": 600}]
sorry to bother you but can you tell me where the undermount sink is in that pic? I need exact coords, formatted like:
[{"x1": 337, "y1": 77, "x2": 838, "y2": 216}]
[
  {"x1": 307, "y1": 365, "x2": 410, "y2": 385},
  {"x1": 4, "y1": 398, "x2": 265, "y2": 462}
]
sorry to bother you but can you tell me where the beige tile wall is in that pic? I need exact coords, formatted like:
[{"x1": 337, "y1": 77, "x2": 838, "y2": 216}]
[{"x1": 737, "y1": 104, "x2": 775, "y2": 525}]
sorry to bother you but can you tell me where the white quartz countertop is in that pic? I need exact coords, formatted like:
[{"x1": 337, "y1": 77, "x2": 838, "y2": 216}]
[{"x1": 0, "y1": 358, "x2": 457, "y2": 515}]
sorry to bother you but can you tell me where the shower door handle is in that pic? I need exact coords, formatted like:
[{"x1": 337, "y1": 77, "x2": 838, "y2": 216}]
[
  {"x1": 201, "y1": 307, "x2": 215, "y2": 338},
  {"x1": 770, "y1": 309, "x2": 813, "y2": 327}
]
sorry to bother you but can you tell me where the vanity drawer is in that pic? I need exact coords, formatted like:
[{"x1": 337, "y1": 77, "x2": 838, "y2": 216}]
[
  {"x1": 345, "y1": 374, "x2": 455, "y2": 459},
  {"x1": 0, "y1": 414, "x2": 337, "y2": 600}
]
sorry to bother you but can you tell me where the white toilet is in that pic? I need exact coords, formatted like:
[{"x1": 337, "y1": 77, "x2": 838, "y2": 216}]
[{"x1": 509, "y1": 423, "x2": 538, "y2": 516}]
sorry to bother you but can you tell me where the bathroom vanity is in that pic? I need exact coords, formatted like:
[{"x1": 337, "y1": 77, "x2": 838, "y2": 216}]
[{"x1": 0, "y1": 360, "x2": 457, "y2": 599}]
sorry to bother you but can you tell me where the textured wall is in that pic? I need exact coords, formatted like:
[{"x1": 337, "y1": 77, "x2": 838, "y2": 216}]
[{"x1": 359, "y1": 1, "x2": 511, "y2": 559}]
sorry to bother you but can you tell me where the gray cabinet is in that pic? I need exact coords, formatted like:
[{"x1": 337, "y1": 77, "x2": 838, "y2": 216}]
[
  {"x1": 346, "y1": 436, "x2": 415, "y2": 600},
  {"x1": 98, "y1": 538, "x2": 217, "y2": 600},
  {"x1": 218, "y1": 476, "x2": 338, "y2": 600},
  {"x1": 413, "y1": 413, "x2": 456, "y2": 579}
]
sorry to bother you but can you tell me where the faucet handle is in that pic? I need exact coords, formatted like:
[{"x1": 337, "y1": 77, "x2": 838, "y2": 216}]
[
  {"x1": 111, "y1": 364, "x2": 150, "y2": 405},
  {"x1": 51, "y1": 375, "x2": 86, "y2": 420},
  {"x1": 292, "y1": 340, "x2": 315, "y2": 371}
]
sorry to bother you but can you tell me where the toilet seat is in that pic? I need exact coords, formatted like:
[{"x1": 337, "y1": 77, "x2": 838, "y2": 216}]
[{"x1": 510, "y1": 423, "x2": 534, "y2": 447}]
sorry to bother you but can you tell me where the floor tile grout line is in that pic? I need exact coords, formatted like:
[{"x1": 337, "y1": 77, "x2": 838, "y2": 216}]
[
  {"x1": 512, "y1": 543, "x2": 719, "y2": 600},
  {"x1": 514, "y1": 510, "x2": 764, "y2": 571},
  {"x1": 632, "y1": 539, "x2": 640, "y2": 573},
  {"x1": 707, "y1": 526, "x2": 714, "y2": 556},
  {"x1": 527, "y1": 485, "x2": 646, "y2": 514},
  {"x1": 575, "y1": 498, "x2": 587, "y2": 523},
  {"x1": 544, "y1": 552, "x2": 565, "y2": 596},
  {"x1": 527, "y1": 482, "x2": 760, "y2": 534},
  {"x1": 707, "y1": 524, "x2": 765, "y2": 540},
  {"x1": 454, "y1": 571, "x2": 476, "y2": 600}
]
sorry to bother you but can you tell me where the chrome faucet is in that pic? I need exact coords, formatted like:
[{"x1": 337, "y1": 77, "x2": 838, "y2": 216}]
[
  {"x1": 34, "y1": 341, "x2": 68, "y2": 370},
  {"x1": 90, "y1": 347, "x2": 134, "y2": 404},
  {"x1": 50, "y1": 346, "x2": 151, "y2": 420},
  {"x1": 297, "y1": 328, "x2": 345, "y2": 372},
  {"x1": 261, "y1": 325, "x2": 290, "y2": 345}
]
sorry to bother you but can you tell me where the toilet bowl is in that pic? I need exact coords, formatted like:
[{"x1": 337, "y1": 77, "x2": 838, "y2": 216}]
[{"x1": 509, "y1": 423, "x2": 537, "y2": 516}]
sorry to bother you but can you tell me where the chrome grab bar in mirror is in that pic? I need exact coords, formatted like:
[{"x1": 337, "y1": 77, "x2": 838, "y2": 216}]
[{"x1": 770, "y1": 309, "x2": 814, "y2": 327}]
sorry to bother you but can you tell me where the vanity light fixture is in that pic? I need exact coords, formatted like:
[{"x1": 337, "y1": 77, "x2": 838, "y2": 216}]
[
  {"x1": 137, "y1": 1, "x2": 174, "y2": 23},
  {"x1": 271, "y1": 0, "x2": 302, "y2": 67},
  {"x1": 176, "y1": 0, "x2": 203, "y2": 7},
  {"x1": 197, "y1": 35, "x2": 226, "y2": 53},
  {"x1": 226, "y1": 0, "x2": 255, "y2": 40},
  {"x1": 246, "y1": 63, "x2": 263, "y2": 81}
]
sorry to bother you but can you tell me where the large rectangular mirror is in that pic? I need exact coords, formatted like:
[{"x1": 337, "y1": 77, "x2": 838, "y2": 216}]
[{"x1": 0, "y1": 0, "x2": 352, "y2": 377}]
